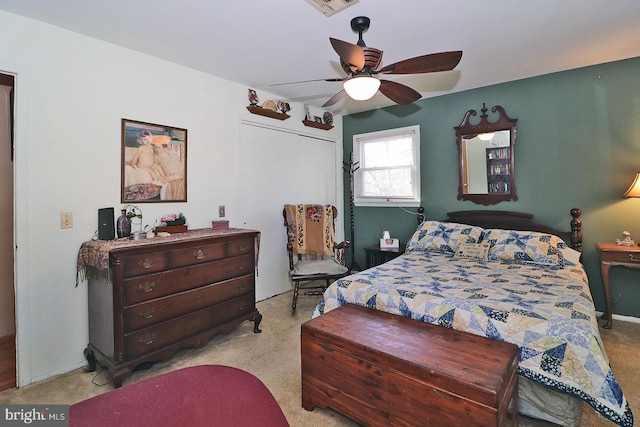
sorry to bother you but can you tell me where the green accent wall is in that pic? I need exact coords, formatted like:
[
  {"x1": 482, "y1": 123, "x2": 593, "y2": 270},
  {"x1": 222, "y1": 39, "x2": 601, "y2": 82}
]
[{"x1": 343, "y1": 56, "x2": 640, "y2": 319}]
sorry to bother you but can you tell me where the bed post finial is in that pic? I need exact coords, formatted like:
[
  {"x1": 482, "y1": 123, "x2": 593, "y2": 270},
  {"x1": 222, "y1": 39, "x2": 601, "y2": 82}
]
[
  {"x1": 570, "y1": 208, "x2": 582, "y2": 252},
  {"x1": 417, "y1": 206, "x2": 425, "y2": 224}
]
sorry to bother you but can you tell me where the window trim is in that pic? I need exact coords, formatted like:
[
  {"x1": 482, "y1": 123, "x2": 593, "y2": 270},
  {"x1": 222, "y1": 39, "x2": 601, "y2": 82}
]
[{"x1": 352, "y1": 125, "x2": 421, "y2": 207}]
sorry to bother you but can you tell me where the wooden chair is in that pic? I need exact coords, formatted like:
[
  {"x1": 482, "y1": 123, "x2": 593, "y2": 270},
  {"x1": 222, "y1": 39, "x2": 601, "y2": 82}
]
[{"x1": 283, "y1": 204, "x2": 350, "y2": 314}]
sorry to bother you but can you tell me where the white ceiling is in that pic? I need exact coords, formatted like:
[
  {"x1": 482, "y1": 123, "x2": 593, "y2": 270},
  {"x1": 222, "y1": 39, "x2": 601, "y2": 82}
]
[{"x1": 1, "y1": 0, "x2": 640, "y2": 115}]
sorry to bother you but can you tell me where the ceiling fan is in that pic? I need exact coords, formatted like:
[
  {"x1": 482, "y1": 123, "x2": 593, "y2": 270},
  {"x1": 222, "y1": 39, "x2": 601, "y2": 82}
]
[{"x1": 272, "y1": 16, "x2": 462, "y2": 107}]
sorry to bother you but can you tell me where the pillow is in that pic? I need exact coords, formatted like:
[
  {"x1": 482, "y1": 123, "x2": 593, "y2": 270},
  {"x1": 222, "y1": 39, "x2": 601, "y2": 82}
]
[
  {"x1": 454, "y1": 241, "x2": 491, "y2": 261},
  {"x1": 482, "y1": 229, "x2": 565, "y2": 268},
  {"x1": 560, "y1": 245, "x2": 582, "y2": 266},
  {"x1": 406, "y1": 221, "x2": 484, "y2": 254}
]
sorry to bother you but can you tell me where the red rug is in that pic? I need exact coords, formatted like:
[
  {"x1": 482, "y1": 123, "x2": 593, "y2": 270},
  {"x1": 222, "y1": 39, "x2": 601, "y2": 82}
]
[{"x1": 70, "y1": 365, "x2": 289, "y2": 426}]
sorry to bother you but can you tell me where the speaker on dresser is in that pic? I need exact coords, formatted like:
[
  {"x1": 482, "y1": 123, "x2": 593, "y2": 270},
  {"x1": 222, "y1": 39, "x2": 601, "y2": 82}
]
[{"x1": 98, "y1": 207, "x2": 115, "y2": 241}]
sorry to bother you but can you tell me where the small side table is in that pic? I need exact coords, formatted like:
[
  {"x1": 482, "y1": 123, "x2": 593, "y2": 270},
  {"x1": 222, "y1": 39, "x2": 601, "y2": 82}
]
[
  {"x1": 595, "y1": 242, "x2": 640, "y2": 329},
  {"x1": 364, "y1": 245, "x2": 405, "y2": 269}
]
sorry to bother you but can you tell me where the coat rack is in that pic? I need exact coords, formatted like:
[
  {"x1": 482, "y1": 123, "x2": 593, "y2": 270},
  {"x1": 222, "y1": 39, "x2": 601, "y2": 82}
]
[{"x1": 343, "y1": 152, "x2": 362, "y2": 272}]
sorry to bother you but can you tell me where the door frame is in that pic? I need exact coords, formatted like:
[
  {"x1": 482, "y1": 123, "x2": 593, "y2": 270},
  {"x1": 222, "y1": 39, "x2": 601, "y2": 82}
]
[{"x1": 0, "y1": 61, "x2": 33, "y2": 386}]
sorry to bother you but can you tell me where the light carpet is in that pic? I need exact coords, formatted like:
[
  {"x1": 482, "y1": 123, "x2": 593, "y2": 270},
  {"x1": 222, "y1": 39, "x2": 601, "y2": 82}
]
[{"x1": 0, "y1": 290, "x2": 637, "y2": 426}]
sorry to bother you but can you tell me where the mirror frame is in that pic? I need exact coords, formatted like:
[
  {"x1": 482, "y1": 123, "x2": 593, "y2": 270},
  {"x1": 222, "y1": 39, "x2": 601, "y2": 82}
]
[{"x1": 455, "y1": 104, "x2": 518, "y2": 205}]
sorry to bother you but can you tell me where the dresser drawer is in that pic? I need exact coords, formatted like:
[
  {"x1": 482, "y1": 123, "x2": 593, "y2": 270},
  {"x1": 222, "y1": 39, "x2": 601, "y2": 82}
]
[
  {"x1": 602, "y1": 250, "x2": 640, "y2": 265},
  {"x1": 227, "y1": 238, "x2": 254, "y2": 257},
  {"x1": 124, "y1": 293, "x2": 256, "y2": 358},
  {"x1": 122, "y1": 251, "x2": 169, "y2": 277},
  {"x1": 123, "y1": 254, "x2": 255, "y2": 305},
  {"x1": 169, "y1": 242, "x2": 226, "y2": 268},
  {"x1": 123, "y1": 274, "x2": 255, "y2": 331}
]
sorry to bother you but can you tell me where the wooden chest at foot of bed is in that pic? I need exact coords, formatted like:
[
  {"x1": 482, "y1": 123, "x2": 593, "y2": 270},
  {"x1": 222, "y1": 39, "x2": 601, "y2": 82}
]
[{"x1": 301, "y1": 304, "x2": 519, "y2": 427}]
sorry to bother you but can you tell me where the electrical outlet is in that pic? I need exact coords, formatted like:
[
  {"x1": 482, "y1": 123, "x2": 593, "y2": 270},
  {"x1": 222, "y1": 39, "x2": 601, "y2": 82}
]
[
  {"x1": 218, "y1": 205, "x2": 225, "y2": 217},
  {"x1": 60, "y1": 212, "x2": 73, "y2": 229}
]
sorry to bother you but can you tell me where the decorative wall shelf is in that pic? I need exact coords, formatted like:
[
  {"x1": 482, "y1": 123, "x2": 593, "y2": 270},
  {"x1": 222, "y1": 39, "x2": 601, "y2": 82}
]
[
  {"x1": 246, "y1": 105, "x2": 290, "y2": 120},
  {"x1": 302, "y1": 119, "x2": 333, "y2": 130}
]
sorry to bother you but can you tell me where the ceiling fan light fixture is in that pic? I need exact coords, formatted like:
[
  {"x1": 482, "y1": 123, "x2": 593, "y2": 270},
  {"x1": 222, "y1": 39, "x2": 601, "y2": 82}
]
[
  {"x1": 343, "y1": 76, "x2": 380, "y2": 101},
  {"x1": 477, "y1": 132, "x2": 496, "y2": 141}
]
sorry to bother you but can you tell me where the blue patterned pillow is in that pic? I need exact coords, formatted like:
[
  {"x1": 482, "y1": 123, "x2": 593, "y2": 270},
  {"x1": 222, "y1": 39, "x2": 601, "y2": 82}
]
[
  {"x1": 406, "y1": 221, "x2": 484, "y2": 254},
  {"x1": 482, "y1": 229, "x2": 565, "y2": 268}
]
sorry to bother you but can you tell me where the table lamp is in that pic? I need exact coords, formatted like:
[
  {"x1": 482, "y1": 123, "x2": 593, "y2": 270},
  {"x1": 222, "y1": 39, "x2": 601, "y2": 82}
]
[{"x1": 623, "y1": 172, "x2": 640, "y2": 197}]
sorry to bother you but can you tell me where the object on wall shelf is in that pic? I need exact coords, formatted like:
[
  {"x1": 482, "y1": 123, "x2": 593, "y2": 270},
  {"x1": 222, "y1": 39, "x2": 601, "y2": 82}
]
[
  {"x1": 246, "y1": 105, "x2": 290, "y2": 120},
  {"x1": 302, "y1": 119, "x2": 333, "y2": 130}
]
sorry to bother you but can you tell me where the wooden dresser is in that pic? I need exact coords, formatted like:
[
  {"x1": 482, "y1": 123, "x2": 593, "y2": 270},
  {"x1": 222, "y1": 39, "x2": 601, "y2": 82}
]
[{"x1": 79, "y1": 228, "x2": 261, "y2": 387}]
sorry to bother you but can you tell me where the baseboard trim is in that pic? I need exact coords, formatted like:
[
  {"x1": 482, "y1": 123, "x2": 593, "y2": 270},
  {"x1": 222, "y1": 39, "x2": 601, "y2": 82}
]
[{"x1": 595, "y1": 311, "x2": 640, "y2": 325}]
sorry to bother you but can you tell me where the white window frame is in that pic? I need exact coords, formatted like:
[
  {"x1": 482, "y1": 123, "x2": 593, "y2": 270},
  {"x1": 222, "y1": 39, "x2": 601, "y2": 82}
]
[{"x1": 352, "y1": 125, "x2": 421, "y2": 207}]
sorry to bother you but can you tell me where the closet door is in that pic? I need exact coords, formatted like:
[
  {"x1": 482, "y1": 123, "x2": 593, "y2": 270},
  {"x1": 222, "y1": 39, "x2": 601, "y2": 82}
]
[{"x1": 239, "y1": 122, "x2": 338, "y2": 301}]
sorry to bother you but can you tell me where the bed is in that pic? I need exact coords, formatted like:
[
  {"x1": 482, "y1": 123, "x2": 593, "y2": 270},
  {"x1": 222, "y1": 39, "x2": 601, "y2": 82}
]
[{"x1": 312, "y1": 209, "x2": 633, "y2": 427}]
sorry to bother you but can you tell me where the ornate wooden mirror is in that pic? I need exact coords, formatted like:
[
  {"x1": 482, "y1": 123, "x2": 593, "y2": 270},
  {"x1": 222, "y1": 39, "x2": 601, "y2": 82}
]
[{"x1": 455, "y1": 104, "x2": 518, "y2": 205}]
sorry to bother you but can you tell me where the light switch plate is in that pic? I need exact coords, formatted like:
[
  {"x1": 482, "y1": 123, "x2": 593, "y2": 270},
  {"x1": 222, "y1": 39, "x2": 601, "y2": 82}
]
[{"x1": 60, "y1": 212, "x2": 73, "y2": 229}]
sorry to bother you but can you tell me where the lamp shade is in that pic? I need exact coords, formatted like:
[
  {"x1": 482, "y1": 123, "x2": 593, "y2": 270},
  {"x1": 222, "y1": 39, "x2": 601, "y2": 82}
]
[
  {"x1": 343, "y1": 76, "x2": 381, "y2": 101},
  {"x1": 623, "y1": 172, "x2": 640, "y2": 197}
]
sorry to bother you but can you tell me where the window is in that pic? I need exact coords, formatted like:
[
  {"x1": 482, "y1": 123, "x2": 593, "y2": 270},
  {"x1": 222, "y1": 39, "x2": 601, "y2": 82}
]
[{"x1": 352, "y1": 125, "x2": 420, "y2": 207}]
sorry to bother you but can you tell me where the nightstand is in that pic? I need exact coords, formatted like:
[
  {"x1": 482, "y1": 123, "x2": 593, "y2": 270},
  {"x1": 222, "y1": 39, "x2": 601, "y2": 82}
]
[
  {"x1": 595, "y1": 242, "x2": 640, "y2": 329},
  {"x1": 364, "y1": 245, "x2": 405, "y2": 269}
]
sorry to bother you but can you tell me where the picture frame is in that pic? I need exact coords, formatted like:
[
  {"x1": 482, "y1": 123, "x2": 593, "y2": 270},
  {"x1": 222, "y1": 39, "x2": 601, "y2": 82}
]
[
  {"x1": 314, "y1": 116, "x2": 323, "y2": 123},
  {"x1": 121, "y1": 118, "x2": 187, "y2": 203}
]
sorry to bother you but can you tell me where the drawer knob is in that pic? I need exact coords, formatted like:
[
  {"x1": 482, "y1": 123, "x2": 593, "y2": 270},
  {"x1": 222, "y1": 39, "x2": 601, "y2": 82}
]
[
  {"x1": 236, "y1": 261, "x2": 248, "y2": 270},
  {"x1": 138, "y1": 308, "x2": 155, "y2": 319},
  {"x1": 629, "y1": 254, "x2": 636, "y2": 262},
  {"x1": 236, "y1": 242, "x2": 247, "y2": 251},
  {"x1": 138, "y1": 281, "x2": 156, "y2": 293},
  {"x1": 139, "y1": 333, "x2": 155, "y2": 345},
  {"x1": 193, "y1": 249, "x2": 206, "y2": 260},
  {"x1": 237, "y1": 282, "x2": 247, "y2": 291},
  {"x1": 138, "y1": 258, "x2": 154, "y2": 269}
]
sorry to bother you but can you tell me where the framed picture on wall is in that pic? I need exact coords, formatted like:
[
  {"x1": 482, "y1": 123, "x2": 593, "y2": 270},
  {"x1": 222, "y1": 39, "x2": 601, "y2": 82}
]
[{"x1": 121, "y1": 118, "x2": 187, "y2": 203}]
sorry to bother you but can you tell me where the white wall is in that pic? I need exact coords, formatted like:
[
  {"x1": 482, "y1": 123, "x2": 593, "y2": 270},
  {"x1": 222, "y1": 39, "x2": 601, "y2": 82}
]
[{"x1": 0, "y1": 11, "x2": 342, "y2": 385}]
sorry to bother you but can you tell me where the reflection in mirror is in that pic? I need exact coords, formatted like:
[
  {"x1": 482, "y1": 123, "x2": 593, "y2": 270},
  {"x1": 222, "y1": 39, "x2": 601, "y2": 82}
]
[
  {"x1": 463, "y1": 131, "x2": 510, "y2": 194},
  {"x1": 455, "y1": 104, "x2": 518, "y2": 205}
]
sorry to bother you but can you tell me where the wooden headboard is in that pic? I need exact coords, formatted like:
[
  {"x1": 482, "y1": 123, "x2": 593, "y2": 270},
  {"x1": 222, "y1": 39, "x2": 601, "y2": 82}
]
[
  {"x1": 444, "y1": 209, "x2": 583, "y2": 252},
  {"x1": 414, "y1": 207, "x2": 583, "y2": 252}
]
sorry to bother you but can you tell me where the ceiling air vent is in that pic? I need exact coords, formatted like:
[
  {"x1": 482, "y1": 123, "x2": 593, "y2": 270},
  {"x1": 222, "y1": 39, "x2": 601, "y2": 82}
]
[{"x1": 305, "y1": 0, "x2": 359, "y2": 17}]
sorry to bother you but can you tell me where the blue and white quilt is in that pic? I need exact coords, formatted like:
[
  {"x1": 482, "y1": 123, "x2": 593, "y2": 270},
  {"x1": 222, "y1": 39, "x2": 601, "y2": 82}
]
[{"x1": 313, "y1": 251, "x2": 633, "y2": 427}]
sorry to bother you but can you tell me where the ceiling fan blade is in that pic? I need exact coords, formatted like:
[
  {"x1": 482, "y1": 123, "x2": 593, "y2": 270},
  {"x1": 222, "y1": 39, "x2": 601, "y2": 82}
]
[
  {"x1": 322, "y1": 90, "x2": 348, "y2": 107},
  {"x1": 378, "y1": 80, "x2": 421, "y2": 105},
  {"x1": 330, "y1": 38, "x2": 365, "y2": 72},
  {"x1": 269, "y1": 77, "x2": 344, "y2": 86},
  {"x1": 377, "y1": 51, "x2": 463, "y2": 74}
]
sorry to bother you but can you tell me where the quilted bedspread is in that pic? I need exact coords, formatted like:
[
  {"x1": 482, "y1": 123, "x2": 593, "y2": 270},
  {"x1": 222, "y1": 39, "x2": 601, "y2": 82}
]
[{"x1": 312, "y1": 251, "x2": 633, "y2": 427}]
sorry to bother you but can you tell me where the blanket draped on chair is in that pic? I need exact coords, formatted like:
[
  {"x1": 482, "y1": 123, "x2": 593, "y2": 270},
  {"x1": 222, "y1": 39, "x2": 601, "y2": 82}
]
[{"x1": 284, "y1": 204, "x2": 335, "y2": 257}]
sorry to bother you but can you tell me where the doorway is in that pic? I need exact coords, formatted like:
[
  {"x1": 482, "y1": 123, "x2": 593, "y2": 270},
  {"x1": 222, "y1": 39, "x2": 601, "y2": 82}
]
[{"x1": 0, "y1": 72, "x2": 16, "y2": 391}]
